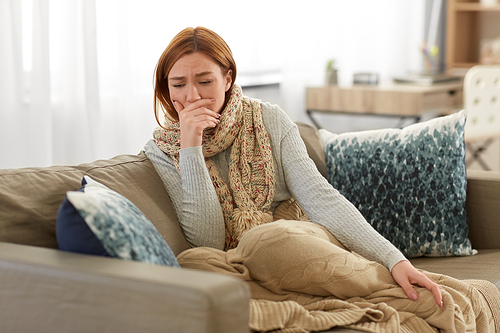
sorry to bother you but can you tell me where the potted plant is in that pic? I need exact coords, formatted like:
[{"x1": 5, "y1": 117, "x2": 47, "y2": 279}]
[{"x1": 325, "y1": 59, "x2": 338, "y2": 85}]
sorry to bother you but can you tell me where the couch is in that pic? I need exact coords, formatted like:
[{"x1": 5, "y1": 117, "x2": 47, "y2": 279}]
[{"x1": 0, "y1": 122, "x2": 499, "y2": 333}]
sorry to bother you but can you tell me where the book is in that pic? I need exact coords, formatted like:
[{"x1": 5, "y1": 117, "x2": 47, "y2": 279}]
[{"x1": 393, "y1": 74, "x2": 462, "y2": 86}]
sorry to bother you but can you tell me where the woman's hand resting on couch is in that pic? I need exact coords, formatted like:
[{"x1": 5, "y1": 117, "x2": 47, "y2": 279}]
[{"x1": 391, "y1": 260, "x2": 444, "y2": 307}]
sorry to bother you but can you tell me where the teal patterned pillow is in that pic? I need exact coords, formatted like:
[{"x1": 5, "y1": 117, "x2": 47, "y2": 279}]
[
  {"x1": 320, "y1": 110, "x2": 476, "y2": 258},
  {"x1": 58, "y1": 176, "x2": 180, "y2": 267}
]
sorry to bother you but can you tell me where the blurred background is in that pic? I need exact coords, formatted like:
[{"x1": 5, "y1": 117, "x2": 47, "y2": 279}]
[{"x1": 0, "y1": 0, "x2": 443, "y2": 168}]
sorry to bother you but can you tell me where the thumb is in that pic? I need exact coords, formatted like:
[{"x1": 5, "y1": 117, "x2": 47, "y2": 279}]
[
  {"x1": 172, "y1": 100, "x2": 184, "y2": 113},
  {"x1": 399, "y1": 280, "x2": 419, "y2": 300}
]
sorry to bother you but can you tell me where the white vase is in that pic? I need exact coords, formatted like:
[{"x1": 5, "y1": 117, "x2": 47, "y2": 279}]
[{"x1": 325, "y1": 70, "x2": 338, "y2": 86}]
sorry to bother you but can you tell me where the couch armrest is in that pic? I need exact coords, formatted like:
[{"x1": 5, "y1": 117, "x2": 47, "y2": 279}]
[
  {"x1": 0, "y1": 242, "x2": 250, "y2": 333},
  {"x1": 466, "y1": 170, "x2": 500, "y2": 249}
]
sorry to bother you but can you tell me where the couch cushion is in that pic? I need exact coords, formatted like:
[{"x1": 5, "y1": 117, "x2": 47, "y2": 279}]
[
  {"x1": 296, "y1": 122, "x2": 327, "y2": 178},
  {"x1": 57, "y1": 176, "x2": 180, "y2": 267},
  {"x1": 56, "y1": 178, "x2": 110, "y2": 257},
  {"x1": 76, "y1": 152, "x2": 191, "y2": 256},
  {"x1": 320, "y1": 111, "x2": 475, "y2": 258},
  {"x1": 410, "y1": 249, "x2": 500, "y2": 290},
  {"x1": 0, "y1": 152, "x2": 191, "y2": 256}
]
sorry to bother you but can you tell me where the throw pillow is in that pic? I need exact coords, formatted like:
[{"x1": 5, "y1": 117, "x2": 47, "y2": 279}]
[
  {"x1": 320, "y1": 110, "x2": 476, "y2": 258},
  {"x1": 56, "y1": 176, "x2": 180, "y2": 267}
]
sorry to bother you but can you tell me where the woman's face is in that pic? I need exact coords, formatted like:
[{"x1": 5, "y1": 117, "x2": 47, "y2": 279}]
[{"x1": 168, "y1": 52, "x2": 232, "y2": 115}]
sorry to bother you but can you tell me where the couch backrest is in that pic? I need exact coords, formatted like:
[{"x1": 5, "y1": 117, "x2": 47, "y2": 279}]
[
  {"x1": 295, "y1": 122, "x2": 327, "y2": 178},
  {"x1": 0, "y1": 152, "x2": 191, "y2": 256}
]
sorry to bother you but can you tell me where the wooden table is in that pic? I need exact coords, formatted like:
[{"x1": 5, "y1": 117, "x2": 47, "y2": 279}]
[{"x1": 306, "y1": 82, "x2": 463, "y2": 128}]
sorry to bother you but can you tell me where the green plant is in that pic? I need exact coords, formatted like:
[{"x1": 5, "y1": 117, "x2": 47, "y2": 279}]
[{"x1": 326, "y1": 59, "x2": 337, "y2": 71}]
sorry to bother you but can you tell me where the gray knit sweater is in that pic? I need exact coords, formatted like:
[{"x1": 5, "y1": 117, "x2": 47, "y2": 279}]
[{"x1": 144, "y1": 100, "x2": 407, "y2": 271}]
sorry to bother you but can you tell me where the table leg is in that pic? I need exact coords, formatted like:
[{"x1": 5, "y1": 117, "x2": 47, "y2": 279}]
[{"x1": 306, "y1": 110, "x2": 323, "y2": 129}]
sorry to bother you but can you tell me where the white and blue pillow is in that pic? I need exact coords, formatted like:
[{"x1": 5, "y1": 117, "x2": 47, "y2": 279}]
[
  {"x1": 56, "y1": 176, "x2": 180, "y2": 267},
  {"x1": 320, "y1": 110, "x2": 476, "y2": 258}
]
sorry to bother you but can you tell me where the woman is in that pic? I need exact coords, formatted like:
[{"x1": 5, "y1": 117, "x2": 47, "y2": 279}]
[{"x1": 144, "y1": 26, "x2": 443, "y2": 307}]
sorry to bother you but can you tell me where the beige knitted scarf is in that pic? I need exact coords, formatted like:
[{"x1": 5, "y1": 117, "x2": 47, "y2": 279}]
[{"x1": 153, "y1": 85, "x2": 275, "y2": 250}]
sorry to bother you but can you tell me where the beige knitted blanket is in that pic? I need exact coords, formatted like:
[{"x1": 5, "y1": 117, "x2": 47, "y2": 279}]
[{"x1": 177, "y1": 220, "x2": 500, "y2": 333}]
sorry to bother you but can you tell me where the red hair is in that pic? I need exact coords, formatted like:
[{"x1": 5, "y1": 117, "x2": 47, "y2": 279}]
[{"x1": 154, "y1": 27, "x2": 237, "y2": 126}]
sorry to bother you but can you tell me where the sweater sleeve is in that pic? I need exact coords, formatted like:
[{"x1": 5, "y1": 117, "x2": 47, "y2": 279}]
[
  {"x1": 278, "y1": 122, "x2": 407, "y2": 272},
  {"x1": 144, "y1": 140, "x2": 225, "y2": 250}
]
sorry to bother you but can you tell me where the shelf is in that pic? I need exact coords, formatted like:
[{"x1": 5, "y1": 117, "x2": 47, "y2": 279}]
[
  {"x1": 446, "y1": 0, "x2": 500, "y2": 74},
  {"x1": 453, "y1": 62, "x2": 478, "y2": 68},
  {"x1": 455, "y1": 3, "x2": 500, "y2": 11}
]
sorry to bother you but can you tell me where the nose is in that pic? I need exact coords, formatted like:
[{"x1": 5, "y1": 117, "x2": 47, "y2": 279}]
[{"x1": 186, "y1": 84, "x2": 201, "y2": 103}]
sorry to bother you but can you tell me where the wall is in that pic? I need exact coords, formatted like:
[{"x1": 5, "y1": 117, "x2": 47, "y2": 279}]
[{"x1": 100, "y1": 0, "x2": 428, "y2": 133}]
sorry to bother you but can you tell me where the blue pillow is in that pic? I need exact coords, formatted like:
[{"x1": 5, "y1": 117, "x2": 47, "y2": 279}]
[
  {"x1": 56, "y1": 176, "x2": 180, "y2": 267},
  {"x1": 320, "y1": 110, "x2": 476, "y2": 258}
]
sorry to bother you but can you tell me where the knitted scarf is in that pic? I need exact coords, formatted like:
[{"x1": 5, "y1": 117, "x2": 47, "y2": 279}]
[{"x1": 153, "y1": 85, "x2": 275, "y2": 250}]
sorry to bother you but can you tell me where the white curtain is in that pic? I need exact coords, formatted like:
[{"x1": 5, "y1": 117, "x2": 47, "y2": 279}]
[
  {"x1": 0, "y1": 0, "x2": 158, "y2": 169},
  {"x1": 1, "y1": 0, "x2": 55, "y2": 168},
  {"x1": 0, "y1": 0, "x2": 425, "y2": 169}
]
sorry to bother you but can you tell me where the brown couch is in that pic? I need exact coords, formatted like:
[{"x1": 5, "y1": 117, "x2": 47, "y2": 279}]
[{"x1": 0, "y1": 123, "x2": 499, "y2": 333}]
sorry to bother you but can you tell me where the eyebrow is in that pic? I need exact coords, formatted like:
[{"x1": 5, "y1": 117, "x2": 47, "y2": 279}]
[{"x1": 168, "y1": 71, "x2": 214, "y2": 81}]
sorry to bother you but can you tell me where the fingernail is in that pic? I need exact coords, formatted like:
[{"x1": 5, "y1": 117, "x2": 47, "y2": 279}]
[
  {"x1": 410, "y1": 293, "x2": 418, "y2": 300},
  {"x1": 211, "y1": 99, "x2": 216, "y2": 102},
  {"x1": 440, "y1": 301, "x2": 444, "y2": 308}
]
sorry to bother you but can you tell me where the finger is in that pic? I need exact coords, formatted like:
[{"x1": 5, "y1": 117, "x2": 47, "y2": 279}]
[
  {"x1": 203, "y1": 115, "x2": 221, "y2": 128},
  {"x1": 432, "y1": 285, "x2": 444, "y2": 308},
  {"x1": 177, "y1": 99, "x2": 220, "y2": 121},
  {"x1": 188, "y1": 113, "x2": 220, "y2": 126},
  {"x1": 415, "y1": 276, "x2": 443, "y2": 307},
  {"x1": 181, "y1": 112, "x2": 220, "y2": 133},
  {"x1": 181, "y1": 98, "x2": 216, "y2": 112}
]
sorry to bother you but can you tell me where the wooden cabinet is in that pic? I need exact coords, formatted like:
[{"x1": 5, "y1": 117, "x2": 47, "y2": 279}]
[
  {"x1": 305, "y1": 83, "x2": 463, "y2": 119},
  {"x1": 446, "y1": 0, "x2": 500, "y2": 75}
]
